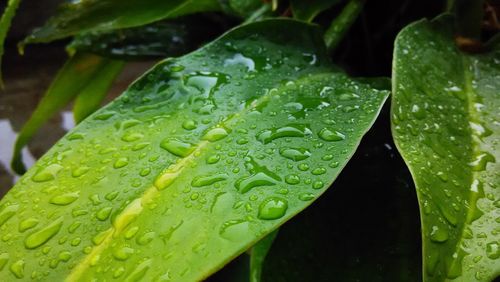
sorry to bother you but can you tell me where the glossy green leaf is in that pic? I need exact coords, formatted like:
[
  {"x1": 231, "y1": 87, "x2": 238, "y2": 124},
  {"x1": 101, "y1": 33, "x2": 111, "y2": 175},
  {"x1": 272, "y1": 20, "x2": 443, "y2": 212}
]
[
  {"x1": 290, "y1": 0, "x2": 342, "y2": 22},
  {"x1": 11, "y1": 53, "x2": 122, "y2": 174},
  {"x1": 392, "y1": 15, "x2": 500, "y2": 281},
  {"x1": 0, "y1": 0, "x2": 21, "y2": 87},
  {"x1": 218, "y1": 0, "x2": 268, "y2": 19},
  {"x1": 0, "y1": 19, "x2": 388, "y2": 281},
  {"x1": 73, "y1": 60, "x2": 125, "y2": 123},
  {"x1": 68, "y1": 18, "x2": 223, "y2": 60},
  {"x1": 21, "y1": 0, "x2": 221, "y2": 46}
]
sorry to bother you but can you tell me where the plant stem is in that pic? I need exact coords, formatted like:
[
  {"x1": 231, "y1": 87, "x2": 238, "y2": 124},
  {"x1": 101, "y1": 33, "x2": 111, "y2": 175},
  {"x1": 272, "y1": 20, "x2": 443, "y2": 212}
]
[{"x1": 324, "y1": 0, "x2": 365, "y2": 52}]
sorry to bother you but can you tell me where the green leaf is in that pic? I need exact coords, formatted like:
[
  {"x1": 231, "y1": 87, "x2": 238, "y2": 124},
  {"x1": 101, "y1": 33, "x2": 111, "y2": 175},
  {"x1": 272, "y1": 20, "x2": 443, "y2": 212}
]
[
  {"x1": 250, "y1": 229, "x2": 278, "y2": 282},
  {"x1": 11, "y1": 53, "x2": 122, "y2": 174},
  {"x1": 218, "y1": 0, "x2": 268, "y2": 19},
  {"x1": 68, "y1": 18, "x2": 222, "y2": 60},
  {"x1": 290, "y1": 0, "x2": 342, "y2": 22},
  {"x1": 73, "y1": 60, "x2": 125, "y2": 123},
  {"x1": 0, "y1": 0, "x2": 21, "y2": 87},
  {"x1": 21, "y1": 0, "x2": 221, "y2": 46},
  {"x1": 392, "y1": 14, "x2": 500, "y2": 281},
  {"x1": 0, "y1": 19, "x2": 388, "y2": 281}
]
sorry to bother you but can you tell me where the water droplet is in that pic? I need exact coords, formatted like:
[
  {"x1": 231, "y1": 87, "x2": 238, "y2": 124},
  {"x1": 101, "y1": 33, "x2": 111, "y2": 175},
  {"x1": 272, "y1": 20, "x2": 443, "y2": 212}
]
[
  {"x1": 285, "y1": 174, "x2": 300, "y2": 185},
  {"x1": 32, "y1": 164, "x2": 63, "y2": 182},
  {"x1": 10, "y1": 259, "x2": 24, "y2": 278},
  {"x1": 124, "y1": 226, "x2": 140, "y2": 239},
  {"x1": 312, "y1": 180, "x2": 324, "y2": 189},
  {"x1": 50, "y1": 192, "x2": 79, "y2": 206},
  {"x1": 191, "y1": 174, "x2": 228, "y2": 187},
  {"x1": 0, "y1": 253, "x2": 9, "y2": 271},
  {"x1": 24, "y1": 217, "x2": 63, "y2": 249},
  {"x1": 58, "y1": 251, "x2": 71, "y2": 262},
  {"x1": 121, "y1": 132, "x2": 144, "y2": 142},
  {"x1": 182, "y1": 120, "x2": 197, "y2": 130},
  {"x1": 256, "y1": 124, "x2": 311, "y2": 144},
  {"x1": 486, "y1": 241, "x2": 499, "y2": 259},
  {"x1": 0, "y1": 204, "x2": 19, "y2": 227},
  {"x1": 114, "y1": 158, "x2": 129, "y2": 169},
  {"x1": 202, "y1": 127, "x2": 229, "y2": 142},
  {"x1": 71, "y1": 166, "x2": 90, "y2": 177},
  {"x1": 235, "y1": 172, "x2": 280, "y2": 193},
  {"x1": 469, "y1": 152, "x2": 495, "y2": 171},
  {"x1": 298, "y1": 163, "x2": 309, "y2": 171},
  {"x1": 105, "y1": 191, "x2": 119, "y2": 201},
  {"x1": 318, "y1": 128, "x2": 345, "y2": 142},
  {"x1": 311, "y1": 167, "x2": 326, "y2": 175},
  {"x1": 429, "y1": 225, "x2": 448, "y2": 243},
  {"x1": 224, "y1": 53, "x2": 255, "y2": 71},
  {"x1": 207, "y1": 154, "x2": 220, "y2": 164},
  {"x1": 132, "y1": 142, "x2": 150, "y2": 151},
  {"x1": 113, "y1": 246, "x2": 135, "y2": 261},
  {"x1": 279, "y1": 147, "x2": 311, "y2": 161},
  {"x1": 220, "y1": 220, "x2": 250, "y2": 241},
  {"x1": 19, "y1": 218, "x2": 39, "y2": 232},
  {"x1": 96, "y1": 207, "x2": 113, "y2": 221},
  {"x1": 137, "y1": 232, "x2": 155, "y2": 245},
  {"x1": 299, "y1": 193, "x2": 314, "y2": 201},
  {"x1": 160, "y1": 138, "x2": 195, "y2": 157},
  {"x1": 258, "y1": 197, "x2": 288, "y2": 220}
]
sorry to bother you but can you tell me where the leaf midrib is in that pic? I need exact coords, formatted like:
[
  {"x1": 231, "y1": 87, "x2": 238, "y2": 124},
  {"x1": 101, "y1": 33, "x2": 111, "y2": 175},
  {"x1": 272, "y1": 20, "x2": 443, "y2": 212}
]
[{"x1": 66, "y1": 71, "x2": 334, "y2": 280}]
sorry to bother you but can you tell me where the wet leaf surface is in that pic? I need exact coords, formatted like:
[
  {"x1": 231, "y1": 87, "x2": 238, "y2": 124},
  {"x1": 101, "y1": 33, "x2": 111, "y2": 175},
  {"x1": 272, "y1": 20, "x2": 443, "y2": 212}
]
[
  {"x1": 392, "y1": 14, "x2": 500, "y2": 281},
  {"x1": 0, "y1": 19, "x2": 388, "y2": 281}
]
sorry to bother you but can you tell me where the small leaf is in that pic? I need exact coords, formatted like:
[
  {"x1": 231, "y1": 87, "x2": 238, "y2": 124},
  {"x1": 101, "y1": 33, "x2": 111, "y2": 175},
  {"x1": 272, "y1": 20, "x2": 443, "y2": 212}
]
[
  {"x1": 11, "y1": 53, "x2": 121, "y2": 174},
  {"x1": 68, "y1": 17, "x2": 223, "y2": 60},
  {"x1": 392, "y1": 14, "x2": 499, "y2": 281},
  {"x1": 21, "y1": 0, "x2": 221, "y2": 46},
  {"x1": 290, "y1": 0, "x2": 342, "y2": 22},
  {"x1": 0, "y1": 19, "x2": 388, "y2": 281},
  {"x1": 0, "y1": 0, "x2": 22, "y2": 87},
  {"x1": 250, "y1": 229, "x2": 278, "y2": 282},
  {"x1": 73, "y1": 60, "x2": 125, "y2": 123}
]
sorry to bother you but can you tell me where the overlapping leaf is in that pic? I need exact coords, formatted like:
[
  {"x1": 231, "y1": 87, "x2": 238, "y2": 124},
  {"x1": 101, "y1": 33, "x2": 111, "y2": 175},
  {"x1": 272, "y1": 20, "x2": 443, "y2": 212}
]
[
  {"x1": 21, "y1": 0, "x2": 221, "y2": 46},
  {"x1": 0, "y1": 19, "x2": 388, "y2": 281},
  {"x1": 392, "y1": 15, "x2": 500, "y2": 281},
  {"x1": 290, "y1": 0, "x2": 342, "y2": 22},
  {"x1": 11, "y1": 53, "x2": 123, "y2": 174}
]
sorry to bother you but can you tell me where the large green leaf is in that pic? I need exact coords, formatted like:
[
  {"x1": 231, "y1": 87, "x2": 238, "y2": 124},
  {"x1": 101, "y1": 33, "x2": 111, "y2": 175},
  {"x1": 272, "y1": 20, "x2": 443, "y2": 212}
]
[
  {"x1": 0, "y1": 19, "x2": 388, "y2": 281},
  {"x1": 0, "y1": 0, "x2": 21, "y2": 87},
  {"x1": 68, "y1": 17, "x2": 223, "y2": 60},
  {"x1": 11, "y1": 53, "x2": 123, "y2": 174},
  {"x1": 392, "y1": 15, "x2": 500, "y2": 281},
  {"x1": 21, "y1": 0, "x2": 221, "y2": 46}
]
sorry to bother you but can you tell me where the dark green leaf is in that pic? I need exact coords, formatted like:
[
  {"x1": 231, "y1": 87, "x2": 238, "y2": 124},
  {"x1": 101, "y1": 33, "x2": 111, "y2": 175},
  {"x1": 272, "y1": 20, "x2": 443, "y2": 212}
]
[
  {"x1": 218, "y1": 0, "x2": 268, "y2": 19},
  {"x1": 392, "y1": 14, "x2": 500, "y2": 281},
  {"x1": 68, "y1": 18, "x2": 223, "y2": 60},
  {"x1": 73, "y1": 60, "x2": 125, "y2": 123},
  {"x1": 250, "y1": 229, "x2": 278, "y2": 282},
  {"x1": 0, "y1": 19, "x2": 388, "y2": 281},
  {"x1": 11, "y1": 53, "x2": 122, "y2": 174},
  {"x1": 21, "y1": 0, "x2": 221, "y2": 46},
  {"x1": 290, "y1": 0, "x2": 342, "y2": 22},
  {"x1": 0, "y1": 0, "x2": 21, "y2": 87}
]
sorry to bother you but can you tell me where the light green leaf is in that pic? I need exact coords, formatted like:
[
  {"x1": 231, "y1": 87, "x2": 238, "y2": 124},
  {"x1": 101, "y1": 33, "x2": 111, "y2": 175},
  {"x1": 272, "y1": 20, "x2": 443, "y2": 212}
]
[
  {"x1": 11, "y1": 53, "x2": 122, "y2": 174},
  {"x1": 21, "y1": 0, "x2": 221, "y2": 46},
  {"x1": 73, "y1": 60, "x2": 125, "y2": 123},
  {"x1": 392, "y1": 15, "x2": 500, "y2": 281},
  {"x1": 68, "y1": 17, "x2": 222, "y2": 60},
  {"x1": 250, "y1": 229, "x2": 278, "y2": 282},
  {"x1": 0, "y1": 19, "x2": 388, "y2": 281},
  {"x1": 290, "y1": 0, "x2": 342, "y2": 22},
  {"x1": 0, "y1": 0, "x2": 21, "y2": 87}
]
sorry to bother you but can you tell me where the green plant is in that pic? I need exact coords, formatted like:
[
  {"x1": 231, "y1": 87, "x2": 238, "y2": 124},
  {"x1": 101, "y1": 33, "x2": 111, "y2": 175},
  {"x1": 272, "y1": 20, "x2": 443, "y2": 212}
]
[{"x1": 0, "y1": 0, "x2": 498, "y2": 281}]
